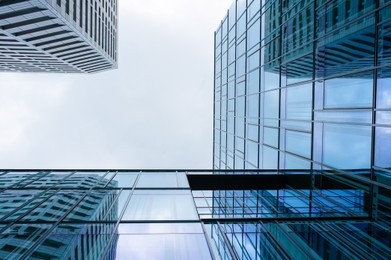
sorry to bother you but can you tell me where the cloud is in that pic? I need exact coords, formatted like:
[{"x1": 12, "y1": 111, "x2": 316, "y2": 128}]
[{"x1": 0, "y1": 0, "x2": 232, "y2": 169}]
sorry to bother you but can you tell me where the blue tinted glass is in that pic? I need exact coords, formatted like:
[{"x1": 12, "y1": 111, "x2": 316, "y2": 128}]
[
  {"x1": 315, "y1": 110, "x2": 372, "y2": 124},
  {"x1": 264, "y1": 127, "x2": 278, "y2": 147},
  {"x1": 236, "y1": 96, "x2": 245, "y2": 117},
  {"x1": 378, "y1": 20, "x2": 391, "y2": 66},
  {"x1": 263, "y1": 146, "x2": 278, "y2": 169},
  {"x1": 285, "y1": 154, "x2": 311, "y2": 169},
  {"x1": 375, "y1": 127, "x2": 391, "y2": 168},
  {"x1": 236, "y1": 81, "x2": 246, "y2": 96},
  {"x1": 237, "y1": 39, "x2": 246, "y2": 57},
  {"x1": 123, "y1": 190, "x2": 198, "y2": 221},
  {"x1": 236, "y1": 55, "x2": 246, "y2": 77},
  {"x1": 263, "y1": 69, "x2": 279, "y2": 91},
  {"x1": 116, "y1": 234, "x2": 211, "y2": 259},
  {"x1": 285, "y1": 130, "x2": 311, "y2": 158},
  {"x1": 323, "y1": 124, "x2": 371, "y2": 169},
  {"x1": 247, "y1": 69, "x2": 260, "y2": 94},
  {"x1": 286, "y1": 84, "x2": 312, "y2": 120},
  {"x1": 246, "y1": 140, "x2": 259, "y2": 166},
  {"x1": 236, "y1": 118, "x2": 245, "y2": 138},
  {"x1": 246, "y1": 94, "x2": 259, "y2": 118},
  {"x1": 324, "y1": 72, "x2": 373, "y2": 108},
  {"x1": 228, "y1": 45, "x2": 235, "y2": 64},
  {"x1": 247, "y1": 124, "x2": 259, "y2": 141},
  {"x1": 248, "y1": 0, "x2": 261, "y2": 21},
  {"x1": 229, "y1": 1, "x2": 236, "y2": 28},
  {"x1": 377, "y1": 67, "x2": 391, "y2": 109},
  {"x1": 237, "y1": 13, "x2": 247, "y2": 37},
  {"x1": 248, "y1": 50, "x2": 260, "y2": 70},
  {"x1": 247, "y1": 19, "x2": 260, "y2": 49},
  {"x1": 264, "y1": 90, "x2": 279, "y2": 119}
]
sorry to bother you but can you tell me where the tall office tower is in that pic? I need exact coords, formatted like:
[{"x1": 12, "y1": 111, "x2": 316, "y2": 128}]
[
  {"x1": 211, "y1": 0, "x2": 391, "y2": 259},
  {"x1": 213, "y1": 0, "x2": 391, "y2": 173},
  {"x1": 0, "y1": 0, "x2": 117, "y2": 73}
]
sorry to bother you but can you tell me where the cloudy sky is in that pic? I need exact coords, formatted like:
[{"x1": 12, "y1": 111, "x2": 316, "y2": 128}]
[{"x1": 0, "y1": 0, "x2": 231, "y2": 169}]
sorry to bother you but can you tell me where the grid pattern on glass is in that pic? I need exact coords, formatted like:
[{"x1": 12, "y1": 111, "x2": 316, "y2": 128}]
[
  {"x1": 193, "y1": 188, "x2": 367, "y2": 220},
  {"x1": 213, "y1": 0, "x2": 391, "y2": 175},
  {"x1": 205, "y1": 221, "x2": 391, "y2": 260},
  {"x1": 0, "y1": 170, "x2": 208, "y2": 259}
]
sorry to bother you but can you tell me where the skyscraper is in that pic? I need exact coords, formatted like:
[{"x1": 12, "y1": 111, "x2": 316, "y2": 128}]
[
  {"x1": 0, "y1": 0, "x2": 391, "y2": 259},
  {"x1": 210, "y1": 0, "x2": 391, "y2": 258},
  {"x1": 0, "y1": 0, "x2": 117, "y2": 73},
  {"x1": 213, "y1": 0, "x2": 391, "y2": 173}
]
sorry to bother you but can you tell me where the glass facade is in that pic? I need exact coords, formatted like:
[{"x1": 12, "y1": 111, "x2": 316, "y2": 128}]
[
  {"x1": 213, "y1": 0, "x2": 391, "y2": 173},
  {"x1": 0, "y1": 170, "x2": 389, "y2": 259},
  {"x1": 212, "y1": 0, "x2": 391, "y2": 259},
  {"x1": 0, "y1": 0, "x2": 117, "y2": 73}
]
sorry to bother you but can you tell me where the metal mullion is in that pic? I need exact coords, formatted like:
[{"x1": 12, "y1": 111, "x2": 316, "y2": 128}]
[
  {"x1": 252, "y1": 189, "x2": 279, "y2": 214},
  {"x1": 283, "y1": 186, "x2": 315, "y2": 216},
  {"x1": 342, "y1": 222, "x2": 391, "y2": 257},
  {"x1": 272, "y1": 221, "x2": 320, "y2": 259},
  {"x1": 368, "y1": 0, "x2": 380, "y2": 221},
  {"x1": 100, "y1": 189, "x2": 123, "y2": 221},
  {"x1": 200, "y1": 222, "x2": 217, "y2": 260},
  {"x1": 103, "y1": 171, "x2": 118, "y2": 188},
  {"x1": 217, "y1": 221, "x2": 240, "y2": 260},
  {"x1": 313, "y1": 222, "x2": 371, "y2": 259},
  {"x1": 258, "y1": 221, "x2": 292, "y2": 259},
  {"x1": 20, "y1": 188, "x2": 95, "y2": 260},
  {"x1": 99, "y1": 173, "x2": 141, "y2": 260},
  {"x1": 311, "y1": 189, "x2": 362, "y2": 216}
]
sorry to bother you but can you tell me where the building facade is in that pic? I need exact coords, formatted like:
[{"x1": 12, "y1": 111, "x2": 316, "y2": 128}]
[
  {"x1": 213, "y1": 0, "x2": 391, "y2": 173},
  {"x1": 0, "y1": 169, "x2": 389, "y2": 259},
  {"x1": 211, "y1": 0, "x2": 391, "y2": 258},
  {"x1": 0, "y1": 0, "x2": 117, "y2": 73}
]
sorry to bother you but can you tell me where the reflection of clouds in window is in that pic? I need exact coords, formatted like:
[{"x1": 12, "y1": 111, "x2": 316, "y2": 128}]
[
  {"x1": 375, "y1": 127, "x2": 391, "y2": 168},
  {"x1": 377, "y1": 77, "x2": 391, "y2": 109},
  {"x1": 324, "y1": 77, "x2": 373, "y2": 108},
  {"x1": 323, "y1": 124, "x2": 371, "y2": 169}
]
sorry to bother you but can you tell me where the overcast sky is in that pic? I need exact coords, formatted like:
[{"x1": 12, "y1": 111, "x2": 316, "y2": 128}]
[{"x1": 0, "y1": 0, "x2": 231, "y2": 169}]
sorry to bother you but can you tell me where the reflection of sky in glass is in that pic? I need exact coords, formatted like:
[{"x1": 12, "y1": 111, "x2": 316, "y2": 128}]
[
  {"x1": 323, "y1": 124, "x2": 371, "y2": 169},
  {"x1": 375, "y1": 127, "x2": 391, "y2": 168},
  {"x1": 123, "y1": 190, "x2": 198, "y2": 220},
  {"x1": 377, "y1": 77, "x2": 391, "y2": 109},
  {"x1": 324, "y1": 77, "x2": 373, "y2": 108},
  {"x1": 116, "y1": 223, "x2": 210, "y2": 260}
]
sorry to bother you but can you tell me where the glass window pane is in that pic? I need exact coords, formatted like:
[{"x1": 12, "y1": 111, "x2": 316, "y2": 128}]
[
  {"x1": 375, "y1": 127, "x2": 391, "y2": 168},
  {"x1": 324, "y1": 72, "x2": 373, "y2": 108},
  {"x1": 377, "y1": 66, "x2": 391, "y2": 109},
  {"x1": 286, "y1": 84, "x2": 312, "y2": 120},
  {"x1": 116, "y1": 233, "x2": 212, "y2": 260},
  {"x1": 123, "y1": 190, "x2": 198, "y2": 221},
  {"x1": 285, "y1": 130, "x2": 311, "y2": 158},
  {"x1": 263, "y1": 146, "x2": 278, "y2": 169},
  {"x1": 323, "y1": 124, "x2": 371, "y2": 169}
]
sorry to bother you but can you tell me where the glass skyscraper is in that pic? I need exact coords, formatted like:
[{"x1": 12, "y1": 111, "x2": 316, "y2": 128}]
[
  {"x1": 0, "y1": 0, "x2": 391, "y2": 259},
  {"x1": 211, "y1": 0, "x2": 391, "y2": 259},
  {"x1": 0, "y1": 0, "x2": 117, "y2": 73},
  {"x1": 213, "y1": 0, "x2": 390, "y2": 172}
]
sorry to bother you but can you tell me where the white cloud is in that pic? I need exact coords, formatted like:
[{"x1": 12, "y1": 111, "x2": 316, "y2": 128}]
[{"x1": 0, "y1": 0, "x2": 232, "y2": 169}]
